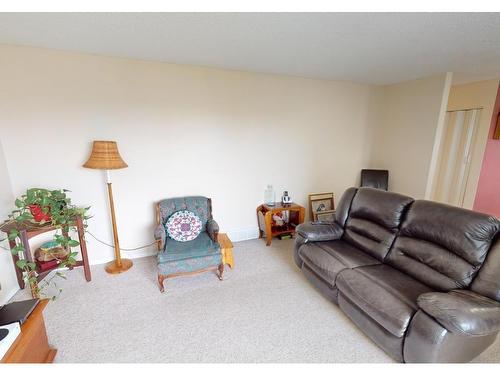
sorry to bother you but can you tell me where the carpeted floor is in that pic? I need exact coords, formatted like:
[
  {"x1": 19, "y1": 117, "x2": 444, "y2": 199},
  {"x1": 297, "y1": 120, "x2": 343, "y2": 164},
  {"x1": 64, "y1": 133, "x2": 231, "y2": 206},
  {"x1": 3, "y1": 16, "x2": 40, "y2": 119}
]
[{"x1": 12, "y1": 238, "x2": 500, "y2": 363}]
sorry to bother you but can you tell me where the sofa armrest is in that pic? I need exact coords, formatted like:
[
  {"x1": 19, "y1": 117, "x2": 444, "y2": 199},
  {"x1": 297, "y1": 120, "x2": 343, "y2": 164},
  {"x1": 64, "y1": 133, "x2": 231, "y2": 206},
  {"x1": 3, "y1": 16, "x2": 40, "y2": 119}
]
[
  {"x1": 296, "y1": 222, "x2": 344, "y2": 242},
  {"x1": 154, "y1": 224, "x2": 166, "y2": 251},
  {"x1": 207, "y1": 219, "x2": 219, "y2": 242},
  {"x1": 417, "y1": 289, "x2": 500, "y2": 336}
]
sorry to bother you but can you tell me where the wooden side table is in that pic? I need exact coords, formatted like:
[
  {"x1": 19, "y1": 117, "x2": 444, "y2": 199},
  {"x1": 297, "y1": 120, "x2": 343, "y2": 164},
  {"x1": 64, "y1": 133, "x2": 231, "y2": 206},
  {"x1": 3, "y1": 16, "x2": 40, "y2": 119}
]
[
  {"x1": 1, "y1": 299, "x2": 57, "y2": 363},
  {"x1": 256, "y1": 202, "x2": 305, "y2": 246},
  {"x1": 217, "y1": 233, "x2": 234, "y2": 269}
]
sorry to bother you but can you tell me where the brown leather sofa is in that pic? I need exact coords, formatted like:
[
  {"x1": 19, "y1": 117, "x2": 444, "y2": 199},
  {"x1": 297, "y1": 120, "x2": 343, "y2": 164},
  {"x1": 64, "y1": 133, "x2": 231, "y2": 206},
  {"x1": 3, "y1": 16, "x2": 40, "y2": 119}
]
[{"x1": 294, "y1": 187, "x2": 500, "y2": 362}]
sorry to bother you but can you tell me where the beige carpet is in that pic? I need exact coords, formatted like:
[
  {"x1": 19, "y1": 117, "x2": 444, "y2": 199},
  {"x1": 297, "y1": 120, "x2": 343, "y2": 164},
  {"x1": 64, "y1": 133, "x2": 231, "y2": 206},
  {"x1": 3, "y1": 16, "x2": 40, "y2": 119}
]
[{"x1": 11, "y1": 238, "x2": 500, "y2": 363}]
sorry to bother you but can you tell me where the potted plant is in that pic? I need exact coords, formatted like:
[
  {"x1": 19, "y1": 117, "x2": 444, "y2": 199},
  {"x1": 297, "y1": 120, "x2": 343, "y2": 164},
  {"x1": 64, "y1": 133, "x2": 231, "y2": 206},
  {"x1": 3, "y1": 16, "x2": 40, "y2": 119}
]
[{"x1": 0, "y1": 188, "x2": 91, "y2": 298}]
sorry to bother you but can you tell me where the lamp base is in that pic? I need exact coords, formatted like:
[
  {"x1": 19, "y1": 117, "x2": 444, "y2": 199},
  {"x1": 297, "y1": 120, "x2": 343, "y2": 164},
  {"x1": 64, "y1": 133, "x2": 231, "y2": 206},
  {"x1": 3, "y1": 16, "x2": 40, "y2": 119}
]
[{"x1": 105, "y1": 258, "x2": 133, "y2": 274}]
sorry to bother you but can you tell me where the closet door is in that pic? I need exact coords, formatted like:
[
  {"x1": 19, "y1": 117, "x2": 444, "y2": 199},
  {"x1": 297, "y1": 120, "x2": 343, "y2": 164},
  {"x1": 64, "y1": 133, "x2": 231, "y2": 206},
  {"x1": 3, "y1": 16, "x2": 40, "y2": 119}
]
[{"x1": 434, "y1": 109, "x2": 481, "y2": 207}]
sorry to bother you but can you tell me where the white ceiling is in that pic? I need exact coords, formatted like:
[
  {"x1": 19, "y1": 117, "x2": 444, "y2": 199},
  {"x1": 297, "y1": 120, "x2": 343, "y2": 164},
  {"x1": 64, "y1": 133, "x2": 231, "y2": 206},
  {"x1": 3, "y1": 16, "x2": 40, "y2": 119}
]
[{"x1": 1, "y1": 13, "x2": 500, "y2": 85}]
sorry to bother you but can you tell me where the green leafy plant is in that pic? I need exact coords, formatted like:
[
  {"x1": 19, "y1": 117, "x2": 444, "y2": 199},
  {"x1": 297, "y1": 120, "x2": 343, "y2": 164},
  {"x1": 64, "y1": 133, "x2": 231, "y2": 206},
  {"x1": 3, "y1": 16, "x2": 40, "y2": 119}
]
[{"x1": 0, "y1": 188, "x2": 91, "y2": 298}]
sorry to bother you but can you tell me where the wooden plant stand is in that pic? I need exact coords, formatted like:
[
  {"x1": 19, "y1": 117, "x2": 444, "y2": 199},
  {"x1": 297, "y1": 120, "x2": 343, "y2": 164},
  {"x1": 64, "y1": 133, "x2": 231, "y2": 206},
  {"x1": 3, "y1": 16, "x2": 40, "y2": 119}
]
[
  {"x1": 1, "y1": 215, "x2": 91, "y2": 290},
  {"x1": 256, "y1": 202, "x2": 305, "y2": 246}
]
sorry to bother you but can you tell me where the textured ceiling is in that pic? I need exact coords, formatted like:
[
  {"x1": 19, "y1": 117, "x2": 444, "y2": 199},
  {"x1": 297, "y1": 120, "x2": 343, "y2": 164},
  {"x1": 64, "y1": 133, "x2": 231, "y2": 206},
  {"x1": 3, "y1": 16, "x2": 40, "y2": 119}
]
[{"x1": 1, "y1": 13, "x2": 500, "y2": 85}]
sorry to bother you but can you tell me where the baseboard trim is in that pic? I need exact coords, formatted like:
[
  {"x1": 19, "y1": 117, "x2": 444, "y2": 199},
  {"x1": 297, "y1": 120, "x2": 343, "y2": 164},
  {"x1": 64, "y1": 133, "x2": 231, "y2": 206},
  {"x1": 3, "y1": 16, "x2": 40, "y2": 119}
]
[
  {"x1": 226, "y1": 227, "x2": 260, "y2": 243},
  {"x1": 1, "y1": 285, "x2": 20, "y2": 305},
  {"x1": 90, "y1": 247, "x2": 158, "y2": 266}
]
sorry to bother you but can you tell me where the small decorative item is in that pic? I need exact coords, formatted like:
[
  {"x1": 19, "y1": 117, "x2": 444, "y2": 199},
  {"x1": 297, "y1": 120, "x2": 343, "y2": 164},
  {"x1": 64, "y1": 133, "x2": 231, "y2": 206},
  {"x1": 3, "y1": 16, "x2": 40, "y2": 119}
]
[
  {"x1": 282, "y1": 209, "x2": 290, "y2": 224},
  {"x1": 28, "y1": 204, "x2": 52, "y2": 223},
  {"x1": 272, "y1": 212, "x2": 285, "y2": 226},
  {"x1": 34, "y1": 240, "x2": 70, "y2": 262},
  {"x1": 264, "y1": 184, "x2": 276, "y2": 206},
  {"x1": 308, "y1": 192, "x2": 335, "y2": 221},
  {"x1": 165, "y1": 210, "x2": 203, "y2": 242},
  {"x1": 282, "y1": 191, "x2": 292, "y2": 205}
]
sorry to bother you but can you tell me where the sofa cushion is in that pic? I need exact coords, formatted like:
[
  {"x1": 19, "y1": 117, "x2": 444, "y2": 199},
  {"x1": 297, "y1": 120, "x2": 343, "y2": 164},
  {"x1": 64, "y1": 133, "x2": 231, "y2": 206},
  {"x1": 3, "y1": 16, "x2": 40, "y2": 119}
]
[
  {"x1": 302, "y1": 264, "x2": 339, "y2": 303},
  {"x1": 158, "y1": 252, "x2": 221, "y2": 276},
  {"x1": 338, "y1": 292, "x2": 404, "y2": 361},
  {"x1": 348, "y1": 188, "x2": 414, "y2": 231},
  {"x1": 336, "y1": 264, "x2": 433, "y2": 337},
  {"x1": 299, "y1": 240, "x2": 380, "y2": 287},
  {"x1": 157, "y1": 232, "x2": 221, "y2": 276},
  {"x1": 343, "y1": 188, "x2": 414, "y2": 261},
  {"x1": 386, "y1": 200, "x2": 500, "y2": 291}
]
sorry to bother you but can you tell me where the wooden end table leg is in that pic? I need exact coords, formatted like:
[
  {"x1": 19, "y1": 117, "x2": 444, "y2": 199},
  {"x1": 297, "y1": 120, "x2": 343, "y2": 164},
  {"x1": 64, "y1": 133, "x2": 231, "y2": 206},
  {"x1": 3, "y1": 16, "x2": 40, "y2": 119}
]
[
  {"x1": 298, "y1": 207, "x2": 305, "y2": 224},
  {"x1": 256, "y1": 206, "x2": 263, "y2": 239},
  {"x1": 264, "y1": 211, "x2": 273, "y2": 246}
]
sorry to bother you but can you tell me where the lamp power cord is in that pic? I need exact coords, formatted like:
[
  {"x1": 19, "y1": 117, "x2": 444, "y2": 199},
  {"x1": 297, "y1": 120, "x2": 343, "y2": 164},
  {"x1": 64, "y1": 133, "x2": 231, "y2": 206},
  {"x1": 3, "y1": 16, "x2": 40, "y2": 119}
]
[{"x1": 85, "y1": 231, "x2": 157, "y2": 251}]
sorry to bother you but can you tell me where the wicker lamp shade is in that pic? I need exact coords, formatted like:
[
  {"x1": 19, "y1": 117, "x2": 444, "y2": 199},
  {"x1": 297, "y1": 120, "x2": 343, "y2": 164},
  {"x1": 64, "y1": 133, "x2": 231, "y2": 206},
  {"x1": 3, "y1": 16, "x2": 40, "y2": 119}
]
[{"x1": 83, "y1": 141, "x2": 128, "y2": 170}]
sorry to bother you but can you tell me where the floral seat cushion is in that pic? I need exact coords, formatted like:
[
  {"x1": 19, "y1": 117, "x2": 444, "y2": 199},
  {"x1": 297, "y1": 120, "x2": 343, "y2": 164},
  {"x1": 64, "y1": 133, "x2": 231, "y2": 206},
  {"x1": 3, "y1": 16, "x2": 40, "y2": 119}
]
[{"x1": 165, "y1": 210, "x2": 203, "y2": 242}]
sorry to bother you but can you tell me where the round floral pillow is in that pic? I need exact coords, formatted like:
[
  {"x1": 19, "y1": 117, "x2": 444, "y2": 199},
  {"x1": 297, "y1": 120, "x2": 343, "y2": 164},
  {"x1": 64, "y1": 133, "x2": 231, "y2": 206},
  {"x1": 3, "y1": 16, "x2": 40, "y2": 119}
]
[{"x1": 165, "y1": 210, "x2": 203, "y2": 242}]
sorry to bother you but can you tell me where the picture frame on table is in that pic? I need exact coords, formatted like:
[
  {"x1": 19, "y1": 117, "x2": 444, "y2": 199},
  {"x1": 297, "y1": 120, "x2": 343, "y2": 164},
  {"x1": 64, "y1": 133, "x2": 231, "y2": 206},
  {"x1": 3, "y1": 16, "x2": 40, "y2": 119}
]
[
  {"x1": 308, "y1": 192, "x2": 335, "y2": 221},
  {"x1": 316, "y1": 210, "x2": 335, "y2": 223}
]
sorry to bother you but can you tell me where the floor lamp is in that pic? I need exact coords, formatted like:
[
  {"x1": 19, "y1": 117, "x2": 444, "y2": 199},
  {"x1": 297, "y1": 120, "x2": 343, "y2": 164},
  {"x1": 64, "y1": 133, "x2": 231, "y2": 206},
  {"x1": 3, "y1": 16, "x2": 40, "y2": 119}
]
[{"x1": 83, "y1": 140, "x2": 133, "y2": 274}]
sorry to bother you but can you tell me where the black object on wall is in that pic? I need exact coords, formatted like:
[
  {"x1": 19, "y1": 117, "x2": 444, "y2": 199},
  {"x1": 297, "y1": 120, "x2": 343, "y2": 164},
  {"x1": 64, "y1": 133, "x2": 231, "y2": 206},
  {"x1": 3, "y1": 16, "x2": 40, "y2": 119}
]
[{"x1": 360, "y1": 169, "x2": 389, "y2": 191}]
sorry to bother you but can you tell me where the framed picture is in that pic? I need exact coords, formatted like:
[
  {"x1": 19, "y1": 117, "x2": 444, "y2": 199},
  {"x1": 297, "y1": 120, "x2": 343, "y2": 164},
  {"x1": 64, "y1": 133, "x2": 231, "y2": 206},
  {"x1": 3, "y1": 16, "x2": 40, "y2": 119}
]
[
  {"x1": 316, "y1": 210, "x2": 335, "y2": 222},
  {"x1": 308, "y1": 192, "x2": 335, "y2": 221}
]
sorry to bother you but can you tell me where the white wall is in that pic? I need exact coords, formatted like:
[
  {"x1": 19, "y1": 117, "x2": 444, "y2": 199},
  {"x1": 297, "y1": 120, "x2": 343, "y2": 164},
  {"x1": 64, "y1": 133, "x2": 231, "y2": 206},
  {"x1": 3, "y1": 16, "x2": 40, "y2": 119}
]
[
  {"x1": 369, "y1": 74, "x2": 452, "y2": 198},
  {"x1": 0, "y1": 45, "x2": 377, "y2": 265},
  {"x1": 0, "y1": 140, "x2": 18, "y2": 305}
]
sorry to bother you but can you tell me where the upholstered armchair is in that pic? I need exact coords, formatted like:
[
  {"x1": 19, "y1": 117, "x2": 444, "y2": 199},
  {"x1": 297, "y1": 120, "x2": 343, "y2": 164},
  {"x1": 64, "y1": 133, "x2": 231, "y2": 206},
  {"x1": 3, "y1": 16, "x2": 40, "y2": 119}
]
[{"x1": 154, "y1": 196, "x2": 223, "y2": 293}]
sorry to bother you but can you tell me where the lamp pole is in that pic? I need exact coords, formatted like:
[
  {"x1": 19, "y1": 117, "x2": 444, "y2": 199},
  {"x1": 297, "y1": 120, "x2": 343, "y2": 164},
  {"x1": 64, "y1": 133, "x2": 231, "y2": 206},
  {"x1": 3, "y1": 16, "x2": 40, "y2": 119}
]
[{"x1": 105, "y1": 170, "x2": 123, "y2": 270}]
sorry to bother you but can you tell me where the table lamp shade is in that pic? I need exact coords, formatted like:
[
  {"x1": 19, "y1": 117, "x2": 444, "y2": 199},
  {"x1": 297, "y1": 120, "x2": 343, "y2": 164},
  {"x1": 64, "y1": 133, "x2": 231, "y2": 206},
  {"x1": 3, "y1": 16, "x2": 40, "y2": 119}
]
[{"x1": 83, "y1": 141, "x2": 128, "y2": 170}]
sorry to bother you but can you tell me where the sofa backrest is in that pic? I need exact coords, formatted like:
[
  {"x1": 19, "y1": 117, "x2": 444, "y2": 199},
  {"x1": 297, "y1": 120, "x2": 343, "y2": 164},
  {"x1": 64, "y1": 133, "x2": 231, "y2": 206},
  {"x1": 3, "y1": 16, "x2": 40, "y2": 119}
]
[
  {"x1": 471, "y1": 240, "x2": 500, "y2": 302},
  {"x1": 342, "y1": 188, "x2": 414, "y2": 261},
  {"x1": 386, "y1": 200, "x2": 500, "y2": 292},
  {"x1": 335, "y1": 187, "x2": 358, "y2": 228}
]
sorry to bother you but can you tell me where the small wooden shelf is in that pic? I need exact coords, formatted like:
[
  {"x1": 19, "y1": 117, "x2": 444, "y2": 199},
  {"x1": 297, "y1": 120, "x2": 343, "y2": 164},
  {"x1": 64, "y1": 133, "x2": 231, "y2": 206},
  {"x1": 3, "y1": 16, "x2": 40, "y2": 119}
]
[
  {"x1": 35, "y1": 262, "x2": 61, "y2": 277},
  {"x1": 271, "y1": 224, "x2": 297, "y2": 235}
]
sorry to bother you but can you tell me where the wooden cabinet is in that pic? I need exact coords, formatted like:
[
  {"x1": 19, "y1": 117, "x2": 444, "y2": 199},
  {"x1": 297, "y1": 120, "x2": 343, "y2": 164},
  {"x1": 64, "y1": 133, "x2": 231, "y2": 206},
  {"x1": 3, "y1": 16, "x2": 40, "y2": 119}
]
[{"x1": 1, "y1": 299, "x2": 57, "y2": 363}]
